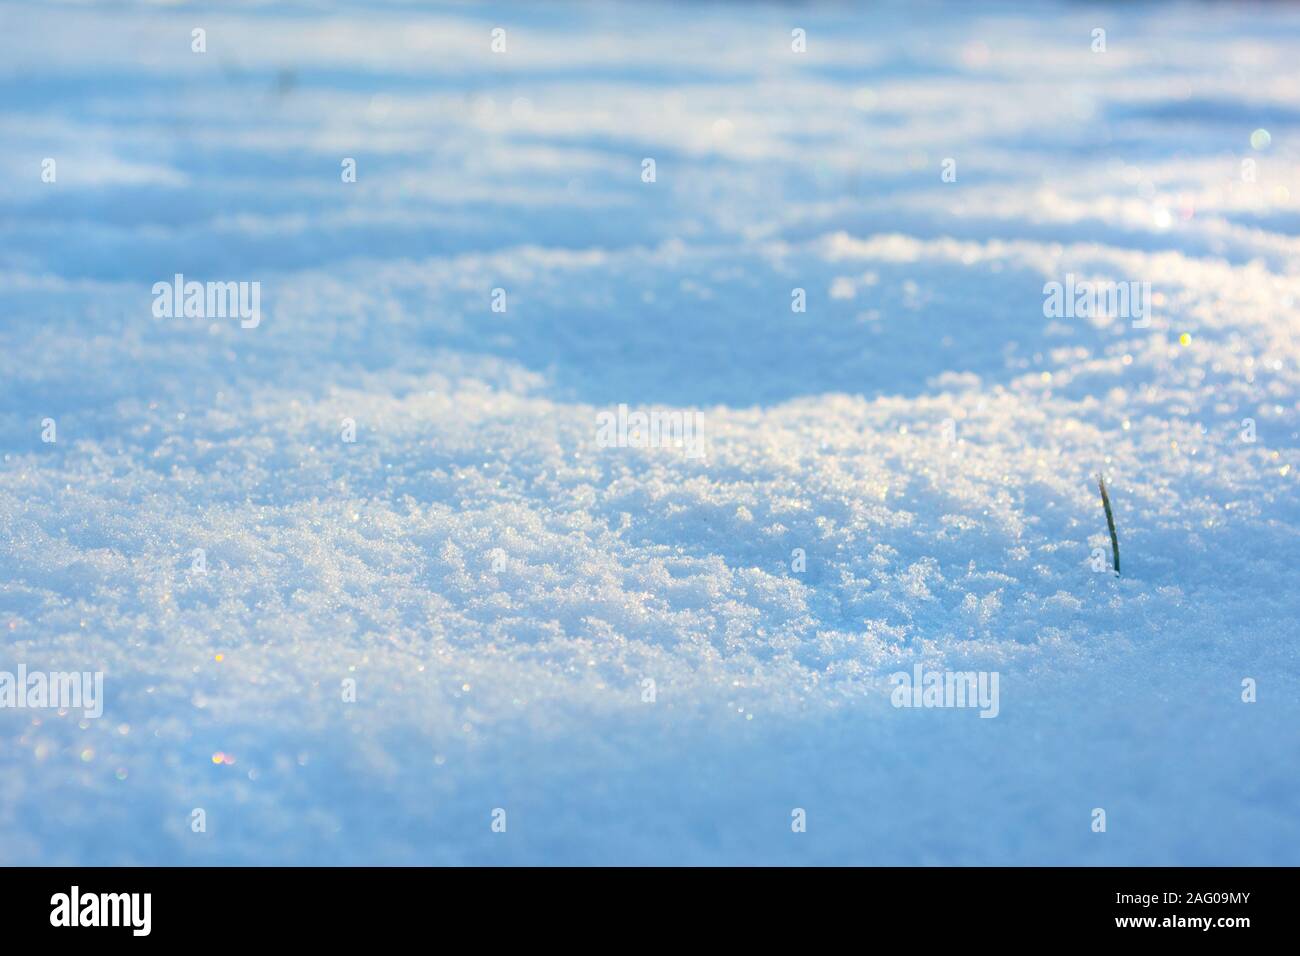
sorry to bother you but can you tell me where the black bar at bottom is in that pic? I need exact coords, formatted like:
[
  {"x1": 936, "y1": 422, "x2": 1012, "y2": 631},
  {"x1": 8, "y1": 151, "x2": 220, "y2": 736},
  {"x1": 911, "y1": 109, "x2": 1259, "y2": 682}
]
[{"x1": 0, "y1": 866, "x2": 1285, "y2": 942}]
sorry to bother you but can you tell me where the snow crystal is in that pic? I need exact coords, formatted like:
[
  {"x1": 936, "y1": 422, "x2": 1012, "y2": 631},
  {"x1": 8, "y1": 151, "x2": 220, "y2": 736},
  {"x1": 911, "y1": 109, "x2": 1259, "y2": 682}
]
[{"x1": 1, "y1": 0, "x2": 1297, "y2": 864}]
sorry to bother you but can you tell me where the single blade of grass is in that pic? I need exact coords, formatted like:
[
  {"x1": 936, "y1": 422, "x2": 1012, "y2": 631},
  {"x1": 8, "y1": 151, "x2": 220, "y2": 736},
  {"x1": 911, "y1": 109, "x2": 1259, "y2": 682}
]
[{"x1": 1097, "y1": 474, "x2": 1120, "y2": 576}]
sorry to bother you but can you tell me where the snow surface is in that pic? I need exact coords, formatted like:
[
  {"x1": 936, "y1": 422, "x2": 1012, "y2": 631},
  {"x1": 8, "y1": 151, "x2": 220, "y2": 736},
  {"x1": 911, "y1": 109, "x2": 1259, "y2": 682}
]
[{"x1": 1, "y1": 0, "x2": 1298, "y2": 865}]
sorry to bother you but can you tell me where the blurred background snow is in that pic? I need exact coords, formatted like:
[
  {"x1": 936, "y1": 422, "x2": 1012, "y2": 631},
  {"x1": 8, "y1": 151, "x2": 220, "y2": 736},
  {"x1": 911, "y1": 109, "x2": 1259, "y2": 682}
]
[{"x1": 0, "y1": 0, "x2": 1297, "y2": 864}]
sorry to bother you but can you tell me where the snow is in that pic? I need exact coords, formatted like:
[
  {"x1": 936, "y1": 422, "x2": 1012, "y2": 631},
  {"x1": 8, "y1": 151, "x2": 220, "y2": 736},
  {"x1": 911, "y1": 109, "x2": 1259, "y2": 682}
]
[{"x1": 1, "y1": 0, "x2": 1298, "y2": 864}]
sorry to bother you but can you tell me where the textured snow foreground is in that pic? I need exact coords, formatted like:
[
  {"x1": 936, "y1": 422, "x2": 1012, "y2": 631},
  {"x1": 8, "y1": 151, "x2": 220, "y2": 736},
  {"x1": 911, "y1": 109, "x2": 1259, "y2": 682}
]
[{"x1": 2, "y1": 1, "x2": 1299, "y2": 866}]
